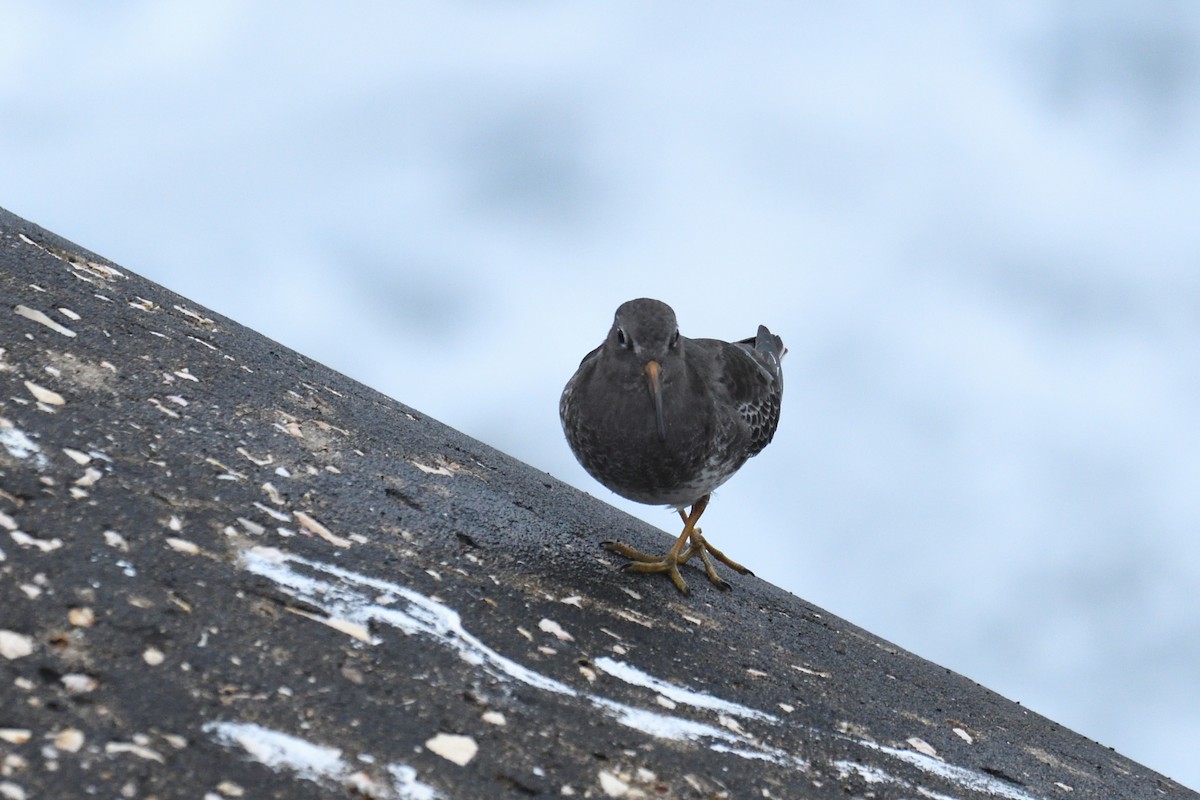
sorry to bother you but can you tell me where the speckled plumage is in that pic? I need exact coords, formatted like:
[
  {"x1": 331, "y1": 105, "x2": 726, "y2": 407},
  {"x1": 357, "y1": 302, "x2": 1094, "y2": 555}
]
[{"x1": 560, "y1": 298, "x2": 784, "y2": 593}]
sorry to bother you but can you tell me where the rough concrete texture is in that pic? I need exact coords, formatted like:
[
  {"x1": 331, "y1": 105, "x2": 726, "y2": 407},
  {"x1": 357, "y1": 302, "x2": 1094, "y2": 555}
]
[{"x1": 0, "y1": 206, "x2": 1192, "y2": 800}]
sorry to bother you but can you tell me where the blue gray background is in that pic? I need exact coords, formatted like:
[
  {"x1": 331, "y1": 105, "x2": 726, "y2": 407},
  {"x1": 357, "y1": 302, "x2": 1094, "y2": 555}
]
[{"x1": 4, "y1": 3, "x2": 1197, "y2": 789}]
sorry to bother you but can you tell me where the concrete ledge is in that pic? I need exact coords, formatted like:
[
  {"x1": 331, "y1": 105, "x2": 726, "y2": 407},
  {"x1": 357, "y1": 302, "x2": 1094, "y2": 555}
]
[{"x1": 0, "y1": 207, "x2": 1191, "y2": 799}]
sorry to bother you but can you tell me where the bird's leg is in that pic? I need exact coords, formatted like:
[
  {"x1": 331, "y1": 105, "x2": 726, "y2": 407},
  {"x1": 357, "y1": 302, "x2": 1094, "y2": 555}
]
[
  {"x1": 671, "y1": 508, "x2": 711, "y2": 567},
  {"x1": 674, "y1": 508, "x2": 693, "y2": 552},
  {"x1": 673, "y1": 495, "x2": 753, "y2": 587},
  {"x1": 674, "y1": 504, "x2": 751, "y2": 575},
  {"x1": 603, "y1": 495, "x2": 749, "y2": 593},
  {"x1": 602, "y1": 498, "x2": 710, "y2": 594}
]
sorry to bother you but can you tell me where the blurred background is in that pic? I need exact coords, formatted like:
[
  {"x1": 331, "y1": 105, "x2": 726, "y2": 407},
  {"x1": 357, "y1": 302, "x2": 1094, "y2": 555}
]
[{"x1": 3, "y1": 2, "x2": 1198, "y2": 788}]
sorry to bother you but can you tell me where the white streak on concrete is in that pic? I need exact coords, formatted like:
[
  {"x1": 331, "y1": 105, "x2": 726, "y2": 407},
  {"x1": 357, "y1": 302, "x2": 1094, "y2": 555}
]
[
  {"x1": 834, "y1": 759, "x2": 891, "y2": 784},
  {"x1": 242, "y1": 547, "x2": 574, "y2": 696},
  {"x1": 388, "y1": 764, "x2": 439, "y2": 800},
  {"x1": 834, "y1": 759, "x2": 970, "y2": 800},
  {"x1": 237, "y1": 548, "x2": 1049, "y2": 796},
  {"x1": 239, "y1": 547, "x2": 805, "y2": 768},
  {"x1": 593, "y1": 656, "x2": 777, "y2": 722},
  {"x1": 856, "y1": 739, "x2": 1039, "y2": 800},
  {"x1": 205, "y1": 721, "x2": 345, "y2": 783},
  {"x1": 0, "y1": 423, "x2": 49, "y2": 470},
  {"x1": 204, "y1": 720, "x2": 441, "y2": 799}
]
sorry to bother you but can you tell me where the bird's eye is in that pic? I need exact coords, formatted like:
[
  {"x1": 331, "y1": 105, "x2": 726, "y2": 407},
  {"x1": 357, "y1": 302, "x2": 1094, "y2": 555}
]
[
  {"x1": 669, "y1": 328, "x2": 680, "y2": 348},
  {"x1": 616, "y1": 328, "x2": 630, "y2": 348}
]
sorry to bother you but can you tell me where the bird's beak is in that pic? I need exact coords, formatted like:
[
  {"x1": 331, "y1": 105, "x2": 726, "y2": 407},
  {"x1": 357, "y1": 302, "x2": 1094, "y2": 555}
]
[{"x1": 643, "y1": 359, "x2": 666, "y2": 441}]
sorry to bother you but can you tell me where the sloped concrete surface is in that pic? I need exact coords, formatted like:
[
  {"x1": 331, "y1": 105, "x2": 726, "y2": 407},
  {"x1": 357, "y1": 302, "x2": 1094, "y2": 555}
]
[{"x1": 0, "y1": 207, "x2": 1192, "y2": 799}]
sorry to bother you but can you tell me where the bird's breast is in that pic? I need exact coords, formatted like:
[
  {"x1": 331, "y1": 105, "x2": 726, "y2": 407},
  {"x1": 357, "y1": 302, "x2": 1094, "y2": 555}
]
[{"x1": 562, "y1": 370, "x2": 731, "y2": 505}]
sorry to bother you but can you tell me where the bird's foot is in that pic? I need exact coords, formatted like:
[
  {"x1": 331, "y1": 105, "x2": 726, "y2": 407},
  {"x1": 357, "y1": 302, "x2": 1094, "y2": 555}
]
[
  {"x1": 680, "y1": 530, "x2": 754, "y2": 577},
  {"x1": 602, "y1": 530, "x2": 752, "y2": 594},
  {"x1": 602, "y1": 540, "x2": 692, "y2": 594}
]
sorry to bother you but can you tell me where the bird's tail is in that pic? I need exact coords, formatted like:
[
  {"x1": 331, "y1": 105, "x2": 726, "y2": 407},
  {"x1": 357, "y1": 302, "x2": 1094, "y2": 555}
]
[
  {"x1": 753, "y1": 325, "x2": 786, "y2": 363},
  {"x1": 735, "y1": 325, "x2": 786, "y2": 381}
]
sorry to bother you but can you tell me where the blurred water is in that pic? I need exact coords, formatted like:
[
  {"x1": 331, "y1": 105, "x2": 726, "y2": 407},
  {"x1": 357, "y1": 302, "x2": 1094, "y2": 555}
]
[{"x1": 3, "y1": 2, "x2": 1198, "y2": 788}]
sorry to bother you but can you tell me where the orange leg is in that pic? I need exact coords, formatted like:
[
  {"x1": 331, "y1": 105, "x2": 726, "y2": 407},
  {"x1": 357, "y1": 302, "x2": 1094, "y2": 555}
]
[{"x1": 602, "y1": 495, "x2": 751, "y2": 594}]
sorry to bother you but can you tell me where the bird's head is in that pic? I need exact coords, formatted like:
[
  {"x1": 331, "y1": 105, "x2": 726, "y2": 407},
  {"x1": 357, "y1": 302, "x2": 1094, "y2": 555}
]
[{"x1": 606, "y1": 298, "x2": 681, "y2": 440}]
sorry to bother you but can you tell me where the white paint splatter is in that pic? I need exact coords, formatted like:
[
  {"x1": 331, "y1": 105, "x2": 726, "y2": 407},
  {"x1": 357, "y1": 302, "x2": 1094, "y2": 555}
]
[
  {"x1": 834, "y1": 759, "x2": 893, "y2": 785},
  {"x1": 238, "y1": 548, "x2": 805, "y2": 768},
  {"x1": 0, "y1": 423, "x2": 49, "y2": 469},
  {"x1": 238, "y1": 548, "x2": 1056, "y2": 796},
  {"x1": 388, "y1": 764, "x2": 440, "y2": 800},
  {"x1": 242, "y1": 547, "x2": 575, "y2": 696},
  {"x1": 205, "y1": 721, "x2": 346, "y2": 783},
  {"x1": 593, "y1": 657, "x2": 777, "y2": 723},
  {"x1": 205, "y1": 721, "x2": 440, "y2": 799},
  {"x1": 833, "y1": 760, "x2": 962, "y2": 800},
  {"x1": 854, "y1": 739, "x2": 1039, "y2": 800},
  {"x1": 589, "y1": 695, "x2": 799, "y2": 765}
]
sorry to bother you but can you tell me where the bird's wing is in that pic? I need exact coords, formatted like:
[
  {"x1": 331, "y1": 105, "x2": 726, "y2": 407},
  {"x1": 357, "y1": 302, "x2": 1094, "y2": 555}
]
[{"x1": 725, "y1": 328, "x2": 785, "y2": 457}]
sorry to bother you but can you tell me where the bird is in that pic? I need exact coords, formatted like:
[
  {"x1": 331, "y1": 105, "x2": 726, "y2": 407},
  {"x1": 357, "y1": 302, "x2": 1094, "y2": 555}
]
[{"x1": 560, "y1": 298, "x2": 784, "y2": 594}]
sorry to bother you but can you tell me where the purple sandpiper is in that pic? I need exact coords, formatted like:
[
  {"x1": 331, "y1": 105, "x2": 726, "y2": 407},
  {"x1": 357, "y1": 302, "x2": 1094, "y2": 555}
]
[{"x1": 560, "y1": 298, "x2": 784, "y2": 593}]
